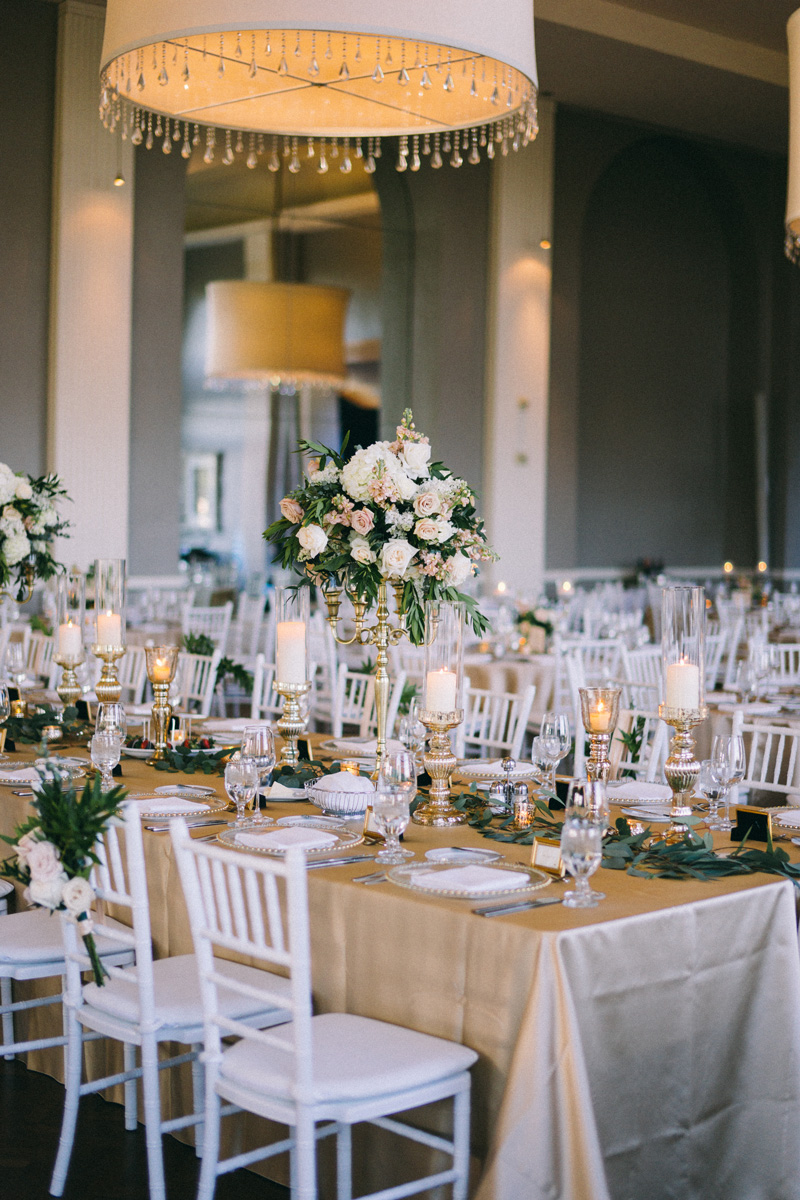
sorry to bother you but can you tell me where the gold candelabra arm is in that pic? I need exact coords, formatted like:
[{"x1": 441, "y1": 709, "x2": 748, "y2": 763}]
[
  {"x1": 323, "y1": 585, "x2": 359, "y2": 647},
  {"x1": 0, "y1": 561, "x2": 35, "y2": 606}
]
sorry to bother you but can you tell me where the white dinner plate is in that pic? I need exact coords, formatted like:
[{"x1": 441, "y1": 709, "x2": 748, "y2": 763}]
[{"x1": 122, "y1": 746, "x2": 155, "y2": 759}]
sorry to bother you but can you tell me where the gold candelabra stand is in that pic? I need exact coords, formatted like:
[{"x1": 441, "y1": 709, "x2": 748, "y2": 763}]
[
  {"x1": 413, "y1": 709, "x2": 467, "y2": 826},
  {"x1": 324, "y1": 579, "x2": 421, "y2": 774},
  {"x1": 658, "y1": 703, "x2": 708, "y2": 843},
  {"x1": 54, "y1": 654, "x2": 83, "y2": 708},
  {"x1": 0, "y1": 561, "x2": 35, "y2": 606},
  {"x1": 276, "y1": 681, "x2": 312, "y2": 767},
  {"x1": 91, "y1": 645, "x2": 126, "y2": 704}
]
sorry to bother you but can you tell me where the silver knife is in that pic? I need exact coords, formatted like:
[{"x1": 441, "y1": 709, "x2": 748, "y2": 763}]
[
  {"x1": 145, "y1": 819, "x2": 232, "y2": 832},
  {"x1": 472, "y1": 895, "x2": 563, "y2": 917},
  {"x1": 306, "y1": 854, "x2": 377, "y2": 869}
]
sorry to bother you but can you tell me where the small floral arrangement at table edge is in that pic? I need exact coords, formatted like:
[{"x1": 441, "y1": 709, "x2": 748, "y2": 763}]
[
  {"x1": 0, "y1": 462, "x2": 71, "y2": 596},
  {"x1": 0, "y1": 770, "x2": 127, "y2": 986},
  {"x1": 265, "y1": 409, "x2": 496, "y2": 644}
]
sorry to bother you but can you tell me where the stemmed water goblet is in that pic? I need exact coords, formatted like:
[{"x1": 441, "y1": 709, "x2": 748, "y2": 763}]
[
  {"x1": 696, "y1": 759, "x2": 725, "y2": 830},
  {"x1": 90, "y1": 730, "x2": 121, "y2": 791},
  {"x1": 560, "y1": 812, "x2": 604, "y2": 908},
  {"x1": 5, "y1": 641, "x2": 26, "y2": 690},
  {"x1": 709, "y1": 734, "x2": 746, "y2": 832},
  {"x1": 375, "y1": 751, "x2": 416, "y2": 859},
  {"x1": 537, "y1": 711, "x2": 571, "y2": 793},
  {"x1": 224, "y1": 755, "x2": 259, "y2": 828},
  {"x1": 96, "y1": 702, "x2": 127, "y2": 740},
  {"x1": 733, "y1": 660, "x2": 758, "y2": 706},
  {"x1": 241, "y1": 725, "x2": 276, "y2": 825},
  {"x1": 372, "y1": 790, "x2": 412, "y2": 865}
]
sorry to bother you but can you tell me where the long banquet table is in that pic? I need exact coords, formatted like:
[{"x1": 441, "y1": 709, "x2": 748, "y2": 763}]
[{"x1": 3, "y1": 743, "x2": 800, "y2": 1200}]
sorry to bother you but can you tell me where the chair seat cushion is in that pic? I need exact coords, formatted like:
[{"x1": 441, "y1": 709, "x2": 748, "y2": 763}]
[
  {"x1": 83, "y1": 954, "x2": 291, "y2": 1030},
  {"x1": 0, "y1": 910, "x2": 130, "y2": 966},
  {"x1": 0, "y1": 880, "x2": 14, "y2": 900},
  {"x1": 219, "y1": 1012, "x2": 478, "y2": 1104}
]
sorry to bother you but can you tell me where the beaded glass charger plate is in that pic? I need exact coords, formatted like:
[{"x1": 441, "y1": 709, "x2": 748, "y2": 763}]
[
  {"x1": 217, "y1": 820, "x2": 363, "y2": 856},
  {"x1": 772, "y1": 810, "x2": 800, "y2": 830},
  {"x1": 127, "y1": 793, "x2": 229, "y2": 820},
  {"x1": 457, "y1": 760, "x2": 537, "y2": 783},
  {"x1": 387, "y1": 861, "x2": 550, "y2": 899},
  {"x1": 153, "y1": 783, "x2": 217, "y2": 797}
]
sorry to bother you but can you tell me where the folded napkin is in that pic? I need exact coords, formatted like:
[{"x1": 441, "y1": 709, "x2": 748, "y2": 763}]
[
  {"x1": 130, "y1": 797, "x2": 211, "y2": 814},
  {"x1": 235, "y1": 827, "x2": 338, "y2": 851},
  {"x1": 607, "y1": 781, "x2": 672, "y2": 802},
  {"x1": 0, "y1": 768, "x2": 42, "y2": 785},
  {"x1": 201, "y1": 719, "x2": 251, "y2": 733},
  {"x1": 265, "y1": 781, "x2": 305, "y2": 799},
  {"x1": 459, "y1": 759, "x2": 528, "y2": 777},
  {"x1": 716, "y1": 702, "x2": 782, "y2": 715},
  {"x1": 328, "y1": 737, "x2": 403, "y2": 755},
  {"x1": 408, "y1": 865, "x2": 529, "y2": 895}
]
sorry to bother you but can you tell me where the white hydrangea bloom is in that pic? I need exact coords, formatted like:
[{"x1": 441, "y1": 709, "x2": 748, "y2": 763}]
[
  {"x1": 309, "y1": 460, "x2": 340, "y2": 485},
  {"x1": 4, "y1": 531, "x2": 31, "y2": 565}
]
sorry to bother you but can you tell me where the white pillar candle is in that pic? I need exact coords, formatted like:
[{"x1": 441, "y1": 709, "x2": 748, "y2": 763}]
[
  {"x1": 665, "y1": 659, "x2": 700, "y2": 710},
  {"x1": 58, "y1": 621, "x2": 82, "y2": 660},
  {"x1": 96, "y1": 609, "x2": 122, "y2": 647},
  {"x1": 426, "y1": 668, "x2": 458, "y2": 714},
  {"x1": 276, "y1": 621, "x2": 307, "y2": 684},
  {"x1": 151, "y1": 656, "x2": 172, "y2": 683},
  {"x1": 587, "y1": 700, "x2": 612, "y2": 733}
]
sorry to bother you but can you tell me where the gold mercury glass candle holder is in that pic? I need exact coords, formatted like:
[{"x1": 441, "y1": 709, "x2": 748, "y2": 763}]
[
  {"x1": 657, "y1": 703, "x2": 709, "y2": 842},
  {"x1": 275, "y1": 681, "x2": 312, "y2": 767},
  {"x1": 145, "y1": 645, "x2": 180, "y2": 761},
  {"x1": 578, "y1": 687, "x2": 621, "y2": 782},
  {"x1": 413, "y1": 707, "x2": 466, "y2": 826}
]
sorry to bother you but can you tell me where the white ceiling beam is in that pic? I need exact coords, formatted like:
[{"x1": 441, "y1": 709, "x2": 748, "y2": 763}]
[{"x1": 535, "y1": 0, "x2": 789, "y2": 87}]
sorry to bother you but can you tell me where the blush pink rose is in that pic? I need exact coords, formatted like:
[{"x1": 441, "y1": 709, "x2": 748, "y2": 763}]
[
  {"x1": 279, "y1": 497, "x2": 304, "y2": 524},
  {"x1": 415, "y1": 518, "x2": 440, "y2": 541},
  {"x1": 26, "y1": 841, "x2": 63, "y2": 883},
  {"x1": 413, "y1": 491, "x2": 441, "y2": 518},
  {"x1": 350, "y1": 508, "x2": 374, "y2": 536}
]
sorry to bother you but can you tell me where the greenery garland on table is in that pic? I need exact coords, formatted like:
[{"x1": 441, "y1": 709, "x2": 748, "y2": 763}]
[
  {"x1": 152, "y1": 745, "x2": 234, "y2": 775},
  {"x1": 448, "y1": 788, "x2": 800, "y2": 885},
  {"x1": 0, "y1": 773, "x2": 126, "y2": 986},
  {"x1": 1, "y1": 705, "x2": 90, "y2": 746}
]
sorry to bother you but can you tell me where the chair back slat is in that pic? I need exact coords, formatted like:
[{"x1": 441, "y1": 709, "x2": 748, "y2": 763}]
[{"x1": 731, "y1": 711, "x2": 800, "y2": 799}]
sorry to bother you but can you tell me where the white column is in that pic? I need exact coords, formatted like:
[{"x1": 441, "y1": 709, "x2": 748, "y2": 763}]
[
  {"x1": 48, "y1": 1, "x2": 134, "y2": 570},
  {"x1": 484, "y1": 98, "x2": 555, "y2": 600}
]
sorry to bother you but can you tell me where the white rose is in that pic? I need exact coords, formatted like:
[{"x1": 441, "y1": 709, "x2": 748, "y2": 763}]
[
  {"x1": 297, "y1": 524, "x2": 328, "y2": 558},
  {"x1": 394, "y1": 470, "x2": 418, "y2": 502},
  {"x1": 16, "y1": 830, "x2": 42, "y2": 865},
  {"x1": 402, "y1": 441, "x2": 431, "y2": 477},
  {"x1": 4, "y1": 531, "x2": 31, "y2": 565},
  {"x1": 381, "y1": 539, "x2": 417, "y2": 579},
  {"x1": 62, "y1": 876, "x2": 95, "y2": 917},
  {"x1": 14, "y1": 478, "x2": 33, "y2": 501},
  {"x1": 350, "y1": 536, "x2": 376, "y2": 566},
  {"x1": 27, "y1": 873, "x2": 67, "y2": 910},
  {"x1": 444, "y1": 552, "x2": 472, "y2": 587},
  {"x1": 26, "y1": 840, "x2": 62, "y2": 882}
]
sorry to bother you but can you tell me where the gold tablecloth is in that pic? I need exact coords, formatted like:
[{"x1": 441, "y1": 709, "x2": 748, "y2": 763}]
[{"x1": 3, "y1": 744, "x2": 800, "y2": 1200}]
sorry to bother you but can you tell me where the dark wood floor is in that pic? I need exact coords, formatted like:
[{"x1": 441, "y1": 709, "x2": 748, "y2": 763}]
[{"x1": 0, "y1": 1058, "x2": 289, "y2": 1200}]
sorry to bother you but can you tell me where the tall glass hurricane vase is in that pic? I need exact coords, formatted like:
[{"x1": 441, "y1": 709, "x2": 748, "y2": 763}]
[
  {"x1": 54, "y1": 571, "x2": 85, "y2": 708},
  {"x1": 659, "y1": 585, "x2": 708, "y2": 842},
  {"x1": 274, "y1": 588, "x2": 310, "y2": 767},
  {"x1": 92, "y1": 559, "x2": 127, "y2": 704},
  {"x1": 413, "y1": 600, "x2": 466, "y2": 827}
]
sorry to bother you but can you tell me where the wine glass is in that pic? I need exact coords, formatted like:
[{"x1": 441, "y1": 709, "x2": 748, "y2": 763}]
[
  {"x1": 224, "y1": 755, "x2": 259, "y2": 828},
  {"x1": 241, "y1": 725, "x2": 276, "y2": 824},
  {"x1": 398, "y1": 700, "x2": 426, "y2": 758},
  {"x1": 372, "y1": 790, "x2": 412, "y2": 865},
  {"x1": 537, "y1": 711, "x2": 571, "y2": 793},
  {"x1": 560, "y1": 813, "x2": 604, "y2": 908},
  {"x1": 5, "y1": 641, "x2": 26, "y2": 689},
  {"x1": 90, "y1": 730, "x2": 121, "y2": 791},
  {"x1": 710, "y1": 734, "x2": 746, "y2": 832},
  {"x1": 377, "y1": 749, "x2": 418, "y2": 796},
  {"x1": 96, "y1": 702, "x2": 127, "y2": 740},
  {"x1": 696, "y1": 759, "x2": 725, "y2": 830},
  {"x1": 733, "y1": 660, "x2": 758, "y2": 706}
]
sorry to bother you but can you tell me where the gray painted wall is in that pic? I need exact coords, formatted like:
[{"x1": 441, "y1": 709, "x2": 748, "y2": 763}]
[
  {"x1": 128, "y1": 145, "x2": 187, "y2": 575},
  {"x1": 0, "y1": 0, "x2": 57, "y2": 476},
  {"x1": 547, "y1": 107, "x2": 790, "y2": 571}
]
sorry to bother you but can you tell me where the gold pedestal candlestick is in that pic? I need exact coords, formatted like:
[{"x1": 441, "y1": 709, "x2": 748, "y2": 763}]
[
  {"x1": 324, "y1": 580, "x2": 422, "y2": 778},
  {"x1": 586, "y1": 730, "x2": 612, "y2": 782},
  {"x1": 54, "y1": 656, "x2": 83, "y2": 708},
  {"x1": 276, "y1": 682, "x2": 312, "y2": 767},
  {"x1": 579, "y1": 687, "x2": 621, "y2": 783},
  {"x1": 412, "y1": 710, "x2": 466, "y2": 826},
  {"x1": 658, "y1": 704, "x2": 708, "y2": 843},
  {"x1": 92, "y1": 645, "x2": 126, "y2": 703},
  {"x1": 150, "y1": 681, "x2": 172, "y2": 761}
]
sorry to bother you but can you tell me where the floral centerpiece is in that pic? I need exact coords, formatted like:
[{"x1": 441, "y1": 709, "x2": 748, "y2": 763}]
[
  {"x1": 265, "y1": 411, "x2": 495, "y2": 642},
  {"x1": 0, "y1": 772, "x2": 126, "y2": 986},
  {"x1": 0, "y1": 463, "x2": 70, "y2": 596}
]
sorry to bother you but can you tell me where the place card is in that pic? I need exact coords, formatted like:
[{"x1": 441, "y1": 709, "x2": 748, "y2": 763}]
[
  {"x1": 531, "y1": 836, "x2": 565, "y2": 878},
  {"x1": 731, "y1": 806, "x2": 773, "y2": 843}
]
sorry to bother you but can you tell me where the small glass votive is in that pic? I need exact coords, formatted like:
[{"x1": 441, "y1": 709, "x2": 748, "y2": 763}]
[
  {"x1": 513, "y1": 785, "x2": 533, "y2": 829},
  {"x1": 340, "y1": 760, "x2": 360, "y2": 776}
]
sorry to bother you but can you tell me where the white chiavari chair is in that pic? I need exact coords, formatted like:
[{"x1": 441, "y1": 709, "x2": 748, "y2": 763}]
[
  {"x1": 331, "y1": 665, "x2": 407, "y2": 741},
  {"x1": 26, "y1": 630, "x2": 55, "y2": 684},
  {"x1": 704, "y1": 628, "x2": 728, "y2": 693},
  {"x1": 170, "y1": 822, "x2": 477, "y2": 1200},
  {"x1": 49, "y1": 804, "x2": 292, "y2": 1200},
  {"x1": 608, "y1": 709, "x2": 669, "y2": 782},
  {"x1": 618, "y1": 644, "x2": 662, "y2": 709},
  {"x1": 730, "y1": 711, "x2": 800, "y2": 803},
  {"x1": 455, "y1": 683, "x2": 536, "y2": 761},
  {"x1": 769, "y1": 644, "x2": 800, "y2": 688},
  {"x1": 181, "y1": 601, "x2": 234, "y2": 653},
  {"x1": 171, "y1": 650, "x2": 222, "y2": 718}
]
